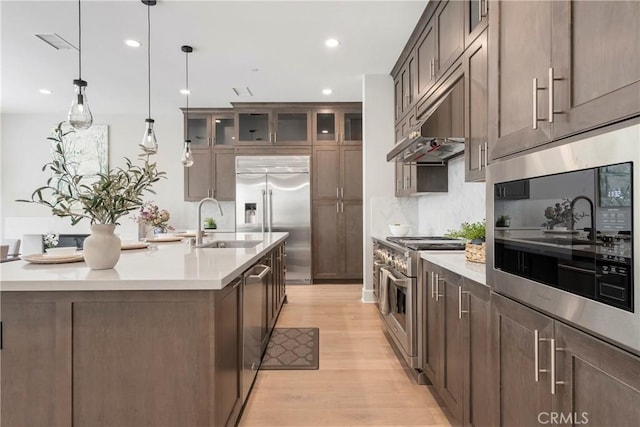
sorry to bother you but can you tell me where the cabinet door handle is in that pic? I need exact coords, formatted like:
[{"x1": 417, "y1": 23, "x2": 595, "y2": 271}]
[
  {"x1": 274, "y1": 132, "x2": 277, "y2": 143},
  {"x1": 430, "y1": 58, "x2": 434, "y2": 79},
  {"x1": 341, "y1": 201, "x2": 344, "y2": 213},
  {"x1": 337, "y1": 187, "x2": 340, "y2": 198},
  {"x1": 532, "y1": 78, "x2": 539, "y2": 129},
  {"x1": 232, "y1": 279, "x2": 241, "y2": 289},
  {"x1": 431, "y1": 272, "x2": 436, "y2": 299},
  {"x1": 549, "y1": 338, "x2": 566, "y2": 395},
  {"x1": 336, "y1": 202, "x2": 340, "y2": 213},
  {"x1": 548, "y1": 67, "x2": 563, "y2": 123},
  {"x1": 483, "y1": 0, "x2": 488, "y2": 17},
  {"x1": 434, "y1": 273, "x2": 444, "y2": 302},
  {"x1": 340, "y1": 187, "x2": 344, "y2": 198},
  {"x1": 484, "y1": 142, "x2": 488, "y2": 167},
  {"x1": 478, "y1": 0, "x2": 483, "y2": 21},
  {"x1": 458, "y1": 286, "x2": 470, "y2": 319},
  {"x1": 534, "y1": 329, "x2": 551, "y2": 382},
  {"x1": 478, "y1": 144, "x2": 483, "y2": 170}
]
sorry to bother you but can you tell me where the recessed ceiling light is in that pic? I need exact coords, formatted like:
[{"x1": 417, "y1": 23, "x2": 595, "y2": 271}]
[
  {"x1": 215, "y1": 119, "x2": 221, "y2": 123},
  {"x1": 325, "y1": 38, "x2": 340, "y2": 48},
  {"x1": 322, "y1": 130, "x2": 329, "y2": 134},
  {"x1": 322, "y1": 88, "x2": 333, "y2": 95},
  {"x1": 180, "y1": 89, "x2": 190, "y2": 95},
  {"x1": 125, "y1": 39, "x2": 141, "y2": 48},
  {"x1": 39, "y1": 89, "x2": 52, "y2": 95}
]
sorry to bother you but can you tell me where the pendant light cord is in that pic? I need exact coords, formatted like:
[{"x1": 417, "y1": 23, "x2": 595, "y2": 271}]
[
  {"x1": 78, "y1": 0, "x2": 82, "y2": 79},
  {"x1": 185, "y1": 49, "x2": 189, "y2": 140},
  {"x1": 147, "y1": 3, "x2": 151, "y2": 120}
]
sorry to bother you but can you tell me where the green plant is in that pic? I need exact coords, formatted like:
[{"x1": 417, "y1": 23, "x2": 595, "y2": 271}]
[
  {"x1": 18, "y1": 122, "x2": 166, "y2": 225},
  {"x1": 204, "y1": 217, "x2": 217, "y2": 229},
  {"x1": 445, "y1": 220, "x2": 486, "y2": 242}
]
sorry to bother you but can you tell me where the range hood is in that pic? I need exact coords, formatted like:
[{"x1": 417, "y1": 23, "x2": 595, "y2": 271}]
[{"x1": 387, "y1": 78, "x2": 464, "y2": 164}]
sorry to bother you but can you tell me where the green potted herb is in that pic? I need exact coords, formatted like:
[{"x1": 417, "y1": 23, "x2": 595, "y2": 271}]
[
  {"x1": 445, "y1": 220, "x2": 486, "y2": 263},
  {"x1": 203, "y1": 217, "x2": 217, "y2": 230}
]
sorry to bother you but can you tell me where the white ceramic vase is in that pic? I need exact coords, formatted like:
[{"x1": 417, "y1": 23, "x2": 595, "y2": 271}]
[
  {"x1": 83, "y1": 224, "x2": 121, "y2": 270},
  {"x1": 138, "y1": 223, "x2": 154, "y2": 241}
]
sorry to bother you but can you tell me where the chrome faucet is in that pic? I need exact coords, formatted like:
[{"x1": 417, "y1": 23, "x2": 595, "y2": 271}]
[
  {"x1": 196, "y1": 197, "x2": 224, "y2": 245},
  {"x1": 569, "y1": 195, "x2": 595, "y2": 241}
]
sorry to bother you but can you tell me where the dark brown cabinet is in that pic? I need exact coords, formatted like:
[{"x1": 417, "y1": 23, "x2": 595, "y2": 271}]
[
  {"x1": 395, "y1": 57, "x2": 416, "y2": 121},
  {"x1": 488, "y1": 0, "x2": 640, "y2": 160},
  {"x1": 312, "y1": 146, "x2": 362, "y2": 201},
  {"x1": 312, "y1": 140, "x2": 362, "y2": 281},
  {"x1": 184, "y1": 111, "x2": 235, "y2": 149},
  {"x1": 463, "y1": 29, "x2": 488, "y2": 182},
  {"x1": 312, "y1": 108, "x2": 362, "y2": 145},
  {"x1": 183, "y1": 111, "x2": 236, "y2": 202},
  {"x1": 491, "y1": 292, "x2": 640, "y2": 427},
  {"x1": 184, "y1": 148, "x2": 235, "y2": 202},
  {"x1": 550, "y1": 0, "x2": 640, "y2": 141},
  {"x1": 465, "y1": 0, "x2": 489, "y2": 48},
  {"x1": 421, "y1": 262, "x2": 491, "y2": 426},
  {"x1": 236, "y1": 108, "x2": 311, "y2": 146},
  {"x1": 214, "y1": 279, "x2": 243, "y2": 427},
  {"x1": 395, "y1": 162, "x2": 448, "y2": 197},
  {"x1": 312, "y1": 200, "x2": 362, "y2": 281}
]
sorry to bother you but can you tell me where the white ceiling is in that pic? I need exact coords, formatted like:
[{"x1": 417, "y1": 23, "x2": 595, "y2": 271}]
[{"x1": 1, "y1": 0, "x2": 426, "y2": 115}]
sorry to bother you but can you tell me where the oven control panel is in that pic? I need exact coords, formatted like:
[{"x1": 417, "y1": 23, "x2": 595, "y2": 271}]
[{"x1": 374, "y1": 244, "x2": 411, "y2": 276}]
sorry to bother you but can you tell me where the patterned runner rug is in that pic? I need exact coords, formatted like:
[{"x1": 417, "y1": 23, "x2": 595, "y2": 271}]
[{"x1": 260, "y1": 327, "x2": 319, "y2": 370}]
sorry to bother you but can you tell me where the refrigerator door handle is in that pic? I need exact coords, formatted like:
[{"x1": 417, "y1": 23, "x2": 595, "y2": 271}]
[
  {"x1": 261, "y1": 189, "x2": 266, "y2": 233},
  {"x1": 268, "y1": 189, "x2": 273, "y2": 232}
]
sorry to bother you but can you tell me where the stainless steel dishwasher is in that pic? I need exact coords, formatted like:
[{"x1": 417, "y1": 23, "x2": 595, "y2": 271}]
[{"x1": 242, "y1": 262, "x2": 271, "y2": 402}]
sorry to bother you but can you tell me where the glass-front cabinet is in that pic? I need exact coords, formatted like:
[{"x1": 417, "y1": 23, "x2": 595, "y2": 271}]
[
  {"x1": 236, "y1": 110, "x2": 272, "y2": 144},
  {"x1": 236, "y1": 109, "x2": 311, "y2": 145},
  {"x1": 466, "y1": 0, "x2": 488, "y2": 47},
  {"x1": 312, "y1": 108, "x2": 362, "y2": 145},
  {"x1": 184, "y1": 111, "x2": 235, "y2": 149}
]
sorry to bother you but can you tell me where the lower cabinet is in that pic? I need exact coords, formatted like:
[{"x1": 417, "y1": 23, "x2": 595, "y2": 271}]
[
  {"x1": 492, "y1": 292, "x2": 640, "y2": 427},
  {"x1": 421, "y1": 261, "x2": 491, "y2": 426},
  {"x1": 261, "y1": 243, "x2": 288, "y2": 352},
  {"x1": 312, "y1": 200, "x2": 363, "y2": 281},
  {"x1": 0, "y1": 245, "x2": 289, "y2": 427},
  {"x1": 215, "y1": 278, "x2": 243, "y2": 427}
]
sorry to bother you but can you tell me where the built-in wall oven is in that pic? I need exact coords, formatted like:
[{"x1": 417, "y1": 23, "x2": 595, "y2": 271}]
[
  {"x1": 487, "y1": 122, "x2": 639, "y2": 354},
  {"x1": 373, "y1": 236, "x2": 465, "y2": 381}
]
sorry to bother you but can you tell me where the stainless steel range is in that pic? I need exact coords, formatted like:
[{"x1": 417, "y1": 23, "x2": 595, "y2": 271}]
[{"x1": 372, "y1": 236, "x2": 465, "y2": 382}]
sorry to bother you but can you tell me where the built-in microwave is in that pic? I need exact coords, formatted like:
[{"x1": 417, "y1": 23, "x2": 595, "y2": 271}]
[{"x1": 487, "y1": 122, "x2": 640, "y2": 355}]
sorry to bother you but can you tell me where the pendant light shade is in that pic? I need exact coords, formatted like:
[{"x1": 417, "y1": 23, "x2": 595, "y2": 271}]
[
  {"x1": 68, "y1": 0, "x2": 93, "y2": 130},
  {"x1": 181, "y1": 45, "x2": 194, "y2": 167},
  {"x1": 139, "y1": 0, "x2": 158, "y2": 154}
]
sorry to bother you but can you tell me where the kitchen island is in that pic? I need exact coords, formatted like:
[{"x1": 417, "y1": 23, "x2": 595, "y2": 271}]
[{"x1": 0, "y1": 232, "x2": 288, "y2": 427}]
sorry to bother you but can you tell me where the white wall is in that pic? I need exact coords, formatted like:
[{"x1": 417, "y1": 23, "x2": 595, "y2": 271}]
[
  {"x1": 1, "y1": 112, "x2": 233, "y2": 241},
  {"x1": 362, "y1": 74, "x2": 420, "y2": 302},
  {"x1": 416, "y1": 155, "x2": 486, "y2": 235}
]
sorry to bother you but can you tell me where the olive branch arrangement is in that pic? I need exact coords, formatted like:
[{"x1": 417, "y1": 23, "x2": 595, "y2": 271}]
[{"x1": 17, "y1": 122, "x2": 166, "y2": 225}]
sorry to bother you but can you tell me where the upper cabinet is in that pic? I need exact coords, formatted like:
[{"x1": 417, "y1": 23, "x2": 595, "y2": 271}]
[
  {"x1": 312, "y1": 108, "x2": 362, "y2": 145},
  {"x1": 464, "y1": 29, "x2": 488, "y2": 182},
  {"x1": 488, "y1": 0, "x2": 640, "y2": 160},
  {"x1": 465, "y1": 0, "x2": 489, "y2": 47},
  {"x1": 184, "y1": 111, "x2": 235, "y2": 149},
  {"x1": 236, "y1": 108, "x2": 311, "y2": 145}
]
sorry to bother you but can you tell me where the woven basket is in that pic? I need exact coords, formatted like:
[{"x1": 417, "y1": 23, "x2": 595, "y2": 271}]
[{"x1": 465, "y1": 242, "x2": 486, "y2": 264}]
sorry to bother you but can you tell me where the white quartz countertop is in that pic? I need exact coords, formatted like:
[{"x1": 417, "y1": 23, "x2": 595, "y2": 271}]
[
  {"x1": 0, "y1": 232, "x2": 288, "y2": 292},
  {"x1": 420, "y1": 251, "x2": 487, "y2": 286}
]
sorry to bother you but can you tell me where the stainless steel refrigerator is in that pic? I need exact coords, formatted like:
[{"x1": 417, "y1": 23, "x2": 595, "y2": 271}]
[{"x1": 236, "y1": 156, "x2": 311, "y2": 284}]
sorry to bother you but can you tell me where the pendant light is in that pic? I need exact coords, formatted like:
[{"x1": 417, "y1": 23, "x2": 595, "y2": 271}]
[
  {"x1": 181, "y1": 45, "x2": 194, "y2": 167},
  {"x1": 139, "y1": 0, "x2": 158, "y2": 154},
  {"x1": 67, "y1": 0, "x2": 93, "y2": 130}
]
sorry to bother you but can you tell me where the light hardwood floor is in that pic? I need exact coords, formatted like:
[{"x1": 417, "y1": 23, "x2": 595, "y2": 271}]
[{"x1": 239, "y1": 284, "x2": 452, "y2": 427}]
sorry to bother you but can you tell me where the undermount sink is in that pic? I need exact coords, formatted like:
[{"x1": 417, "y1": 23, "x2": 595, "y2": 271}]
[{"x1": 197, "y1": 240, "x2": 262, "y2": 249}]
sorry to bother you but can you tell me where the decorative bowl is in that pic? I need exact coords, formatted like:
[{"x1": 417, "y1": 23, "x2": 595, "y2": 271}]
[
  {"x1": 389, "y1": 224, "x2": 411, "y2": 237},
  {"x1": 45, "y1": 246, "x2": 78, "y2": 257}
]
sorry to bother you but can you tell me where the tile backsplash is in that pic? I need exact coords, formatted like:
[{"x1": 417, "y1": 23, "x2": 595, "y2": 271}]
[{"x1": 417, "y1": 156, "x2": 486, "y2": 235}]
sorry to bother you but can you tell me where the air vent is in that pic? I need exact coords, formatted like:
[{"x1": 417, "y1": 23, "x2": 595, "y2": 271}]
[
  {"x1": 232, "y1": 87, "x2": 253, "y2": 97},
  {"x1": 35, "y1": 33, "x2": 77, "y2": 50}
]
